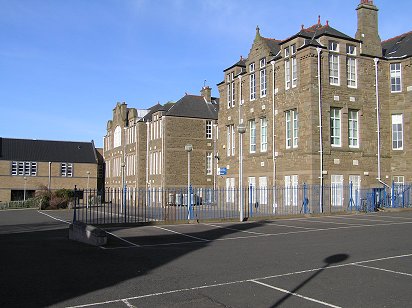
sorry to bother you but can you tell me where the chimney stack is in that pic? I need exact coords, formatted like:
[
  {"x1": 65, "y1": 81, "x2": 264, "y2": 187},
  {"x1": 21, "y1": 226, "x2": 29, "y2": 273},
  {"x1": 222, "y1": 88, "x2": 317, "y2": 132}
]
[
  {"x1": 355, "y1": 0, "x2": 382, "y2": 57},
  {"x1": 201, "y1": 86, "x2": 212, "y2": 103}
]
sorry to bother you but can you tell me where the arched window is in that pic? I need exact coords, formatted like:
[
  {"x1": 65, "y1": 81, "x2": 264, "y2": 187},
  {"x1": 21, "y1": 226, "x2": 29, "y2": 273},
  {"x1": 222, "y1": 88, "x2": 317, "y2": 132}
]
[{"x1": 113, "y1": 126, "x2": 121, "y2": 148}]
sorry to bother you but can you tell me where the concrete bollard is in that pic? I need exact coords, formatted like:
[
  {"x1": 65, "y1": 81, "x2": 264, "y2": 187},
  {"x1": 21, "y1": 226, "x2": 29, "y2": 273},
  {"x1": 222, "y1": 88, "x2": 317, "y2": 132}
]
[{"x1": 69, "y1": 221, "x2": 107, "y2": 246}]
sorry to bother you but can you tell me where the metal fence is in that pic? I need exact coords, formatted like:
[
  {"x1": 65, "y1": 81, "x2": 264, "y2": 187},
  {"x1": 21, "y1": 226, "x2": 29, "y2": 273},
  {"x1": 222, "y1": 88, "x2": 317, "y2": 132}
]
[{"x1": 72, "y1": 183, "x2": 412, "y2": 225}]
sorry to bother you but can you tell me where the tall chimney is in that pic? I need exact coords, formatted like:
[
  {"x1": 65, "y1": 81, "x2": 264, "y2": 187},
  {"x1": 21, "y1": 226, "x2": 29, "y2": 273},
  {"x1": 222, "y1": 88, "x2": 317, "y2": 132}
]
[
  {"x1": 200, "y1": 86, "x2": 212, "y2": 103},
  {"x1": 355, "y1": 0, "x2": 382, "y2": 57}
]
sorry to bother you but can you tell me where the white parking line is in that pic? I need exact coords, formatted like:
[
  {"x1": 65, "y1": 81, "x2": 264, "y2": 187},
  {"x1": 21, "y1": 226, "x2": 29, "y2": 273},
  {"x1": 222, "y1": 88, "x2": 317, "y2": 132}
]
[
  {"x1": 104, "y1": 220, "x2": 412, "y2": 250},
  {"x1": 250, "y1": 280, "x2": 341, "y2": 308},
  {"x1": 37, "y1": 210, "x2": 70, "y2": 224},
  {"x1": 153, "y1": 226, "x2": 209, "y2": 242},
  {"x1": 105, "y1": 230, "x2": 141, "y2": 248},
  {"x1": 66, "y1": 252, "x2": 412, "y2": 308},
  {"x1": 352, "y1": 263, "x2": 412, "y2": 277},
  {"x1": 205, "y1": 223, "x2": 268, "y2": 235}
]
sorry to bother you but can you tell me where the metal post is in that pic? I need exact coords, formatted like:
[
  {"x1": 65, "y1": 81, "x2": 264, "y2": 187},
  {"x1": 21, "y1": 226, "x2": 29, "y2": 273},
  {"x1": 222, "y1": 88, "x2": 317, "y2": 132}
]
[
  {"x1": 185, "y1": 144, "x2": 193, "y2": 220},
  {"x1": 73, "y1": 185, "x2": 77, "y2": 222},
  {"x1": 86, "y1": 171, "x2": 90, "y2": 208},
  {"x1": 23, "y1": 176, "x2": 27, "y2": 202},
  {"x1": 238, "y1": 124, "x2": 246, "y2": 222}
]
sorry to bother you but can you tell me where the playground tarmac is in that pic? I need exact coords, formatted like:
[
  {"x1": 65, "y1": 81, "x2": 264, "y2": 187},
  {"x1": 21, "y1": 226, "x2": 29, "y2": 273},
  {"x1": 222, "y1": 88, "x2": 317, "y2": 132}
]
[{"x1": 1, "y1": 208, "x2": 412, "y2": 307}]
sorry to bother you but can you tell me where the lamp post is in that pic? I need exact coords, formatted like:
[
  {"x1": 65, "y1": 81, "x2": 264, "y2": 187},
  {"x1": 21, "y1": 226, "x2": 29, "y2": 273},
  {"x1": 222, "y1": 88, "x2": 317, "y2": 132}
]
[
  {"x1": 237, "y1": 123, "x2": 246, "y2": 222},
  {"x1": 121, "y1": 162, "x2": 126, "y2": 213},
  {"x1": 23, "y1": 176, "x2": 27, "y2": 202},
  {"x1": 185, "y1": 144, "x2": 193, "y2": 220}
]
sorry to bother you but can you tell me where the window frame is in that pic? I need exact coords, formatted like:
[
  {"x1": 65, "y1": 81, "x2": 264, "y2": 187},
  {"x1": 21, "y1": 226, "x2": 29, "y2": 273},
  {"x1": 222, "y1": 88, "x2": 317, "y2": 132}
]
[
  {"x1": 330, "y1": 108, "x2": 342, "y2": 147},
  {"x1": 348, "y1": 109, "x2": 359, "y2": 148},
  {"x1": 249, "y1": 119, "x2": 256, "y2": 153},
  {"x1": 260, "y1": 117, "x2": 268, "y2": 152},
  {"x1": 249, "y1": 63, "x2": 256, "y2": 100},
  {"x1": 392, "y1": 114, "x2": 403, "y2": 150},
  {"x1": 390, "y1": 63, "x2": 402, "y2": 93}
]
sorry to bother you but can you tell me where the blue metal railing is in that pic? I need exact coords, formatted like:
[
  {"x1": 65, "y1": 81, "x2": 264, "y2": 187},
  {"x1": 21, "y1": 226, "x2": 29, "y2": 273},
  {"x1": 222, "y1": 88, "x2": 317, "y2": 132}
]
[{"x1": 72, "y1": 183, "x2": 412, "y2": 225}]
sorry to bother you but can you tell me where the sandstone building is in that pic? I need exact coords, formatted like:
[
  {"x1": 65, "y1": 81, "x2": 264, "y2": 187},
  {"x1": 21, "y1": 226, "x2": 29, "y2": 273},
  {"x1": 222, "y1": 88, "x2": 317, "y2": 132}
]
[
  {"x1": 216, "y1": 0, "x2": 411, "y2": 211},
  {"x1": 103, "y1": 87, "x2": 219, "y2": 197},
  {"x1": 0, "y1": 138, "x2": 102, "y2": 202}
]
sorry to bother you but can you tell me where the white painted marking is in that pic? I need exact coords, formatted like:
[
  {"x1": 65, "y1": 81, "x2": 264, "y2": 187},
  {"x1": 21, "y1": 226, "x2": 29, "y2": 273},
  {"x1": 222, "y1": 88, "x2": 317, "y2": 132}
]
[
  {"x1": 66, "y1": 252, "x2": 412, "y2": 308},
  {"x1": 352, "y1": 264, "x2": 412, "y2": 277},
  {"x1": 37, "y1": 210, "x2": 70, "y2": 224},
  {"x1": 205, "y1": 223, "x2": 267, "y2": 235},
  {"x1": 104, "y1": 221, "x2": 412, "y2": 250},
  {"x1": 250, "y1": 280, "x2": 341, "y2": 308},
  {"x1": 105, "y1": 230, "x2": 140, "y2": 247},
  {"x1": 331, "y1": 216, "x2": 399, "y2": 223},
  {"x1": 153, "y1": 226, "x2": 209, "y2": 241},
  {"x1": 122, "y1": 299, "x2": 136, "y2": 308},
  {"x1": 366, "y1": 214, "x2": 412, "y2": 221},
  {"x1": 303, "y1": 219, "x2": 362, "y2": 226},
  {"x1": 267, "y1": 222, "x2": 321, "y2": 230}
]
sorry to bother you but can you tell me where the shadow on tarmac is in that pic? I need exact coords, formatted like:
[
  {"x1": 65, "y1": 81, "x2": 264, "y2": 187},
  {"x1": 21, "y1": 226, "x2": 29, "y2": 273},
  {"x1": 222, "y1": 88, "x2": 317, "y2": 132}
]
[{"x1": 270, "y1": 253, "x2": 350, "y2": 307}]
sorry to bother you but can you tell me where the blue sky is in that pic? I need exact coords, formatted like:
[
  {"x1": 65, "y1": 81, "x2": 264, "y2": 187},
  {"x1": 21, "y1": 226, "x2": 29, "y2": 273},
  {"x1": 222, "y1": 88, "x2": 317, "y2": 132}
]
[{"x1": 1, "y1": 0, "x2": 410, "y2": 148}]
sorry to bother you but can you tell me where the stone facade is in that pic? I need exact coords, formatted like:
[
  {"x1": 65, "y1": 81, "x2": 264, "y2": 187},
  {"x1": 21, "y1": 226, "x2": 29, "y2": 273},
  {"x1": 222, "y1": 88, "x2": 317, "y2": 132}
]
[
  {"x1": 103, "y1": 88, "x2": 219, "y2": 191},
  {"x1": 217, "y1": 0, "x2": 411, "y2": 195},
  {"x1": 0, "y1": 139, "x2": 101, "y2": 202}
]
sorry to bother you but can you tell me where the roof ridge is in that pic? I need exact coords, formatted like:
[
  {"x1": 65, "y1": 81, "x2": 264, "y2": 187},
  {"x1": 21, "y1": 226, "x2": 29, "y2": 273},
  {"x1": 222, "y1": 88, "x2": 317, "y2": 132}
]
[{"x1": 382, "y1": 30, "x2": 412, "y2": 44}]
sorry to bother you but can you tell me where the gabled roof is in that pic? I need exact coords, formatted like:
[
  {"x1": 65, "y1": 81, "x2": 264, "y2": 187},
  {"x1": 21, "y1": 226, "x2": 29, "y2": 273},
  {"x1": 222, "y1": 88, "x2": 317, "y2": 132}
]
[
  {"x1": 0, "y1": 138, "x2": 97, "y2": 163},
  {"x1": 282, "y1": 22, "x2": 358, "y2": 46},
  {"x1": 224, "y1": 57, "x2": 247, "y2": 72},
  {"x1": 261, "y1": 37, "x2": 281, "y2": 56},
  {"x1": 382, "y1": 31, "x2": 412, "y2": 59},
  {"x1": 166, "y1": 94, "x2": 219, "y2": 120}
]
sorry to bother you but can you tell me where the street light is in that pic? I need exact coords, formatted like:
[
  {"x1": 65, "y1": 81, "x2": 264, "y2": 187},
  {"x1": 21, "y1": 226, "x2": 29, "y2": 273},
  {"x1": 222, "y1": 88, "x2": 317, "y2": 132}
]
[
  {"x1": 238, "y1": 123, "x2": 246, "y2": 222},
  {"x1": 185, "y1": 144, "x2": 193, "y2": 220},
  {"x1": 23, "y1": 176, "x2": 27, "y2": 202}
]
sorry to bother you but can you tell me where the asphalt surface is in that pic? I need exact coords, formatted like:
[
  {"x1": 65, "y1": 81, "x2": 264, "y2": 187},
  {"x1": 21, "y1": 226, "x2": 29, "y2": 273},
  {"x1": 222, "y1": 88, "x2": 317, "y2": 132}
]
[{"x1": 1, "y1": 208, "x2": 412, "y2": 307}]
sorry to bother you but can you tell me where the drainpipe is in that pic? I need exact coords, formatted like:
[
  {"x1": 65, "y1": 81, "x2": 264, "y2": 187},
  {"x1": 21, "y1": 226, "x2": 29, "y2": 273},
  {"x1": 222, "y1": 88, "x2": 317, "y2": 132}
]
[
  {"x1": 48, "y1": 161, "x2": 52, "y2": 190},
  {"x1": 146, "y1": 121, "x2": 150, "y2": 191},
  {"x1": 374, "y1": 58, "x2": 390, "y2": 189},
  {"x1": 316, "y1": 47, "x2": 324, "y2": 213},
  {"x1": 271, "y1": 60, "x2": 277, "y2": 211}
]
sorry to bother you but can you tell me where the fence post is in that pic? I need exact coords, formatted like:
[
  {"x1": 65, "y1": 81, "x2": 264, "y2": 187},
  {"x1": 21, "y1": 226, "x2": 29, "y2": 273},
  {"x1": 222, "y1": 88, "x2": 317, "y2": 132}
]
[
  {"x1": 391, "y1": 181, "x2": 395, "y2": 208},
  {"x1": 73, "y1": 185, "x2": 77, "y2": 222},
  {"x1": 249, "y1": 184, "x2": 253, "y2": 218},
  {"x1": 349, "y1": 182, "x2": 352, "y2": 211},
  {"x1": 303, "y1": 183, "x2": 308, "y2": 214}
]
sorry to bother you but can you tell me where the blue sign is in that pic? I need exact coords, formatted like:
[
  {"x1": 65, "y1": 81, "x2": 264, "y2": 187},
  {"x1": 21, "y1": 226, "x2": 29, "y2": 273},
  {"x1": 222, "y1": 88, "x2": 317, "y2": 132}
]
[{"x1": 219, "y1": 167, "x2": 227, "y2": 175}]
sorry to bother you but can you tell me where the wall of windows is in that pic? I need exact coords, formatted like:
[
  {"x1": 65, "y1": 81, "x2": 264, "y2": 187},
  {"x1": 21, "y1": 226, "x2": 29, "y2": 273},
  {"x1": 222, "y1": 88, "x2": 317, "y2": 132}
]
[{"x1": 11, "y1": 161, "x2": 37, "y2": 176}]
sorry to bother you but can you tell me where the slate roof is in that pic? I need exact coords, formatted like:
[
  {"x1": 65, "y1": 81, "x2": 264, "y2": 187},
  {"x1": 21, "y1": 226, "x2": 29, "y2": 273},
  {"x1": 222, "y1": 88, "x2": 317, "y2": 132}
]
[
  {"x1": 224, "y1": 57, "x2": 247, "y2": 72},
  {"x1": 0, "y1": 138, "x2": 97, "y2": 163},
  {"x1": 166, "y1": 95, "x2": 219, "y2": 120},
  {"x1": 262, "y1": 37, "x2": 281, "y2": 56},
  {"x1": 382, "y1": 31, "x2": 412, "y2": 59},
  {"x1": 282, "y1": 23, "x2": 358, "y2": 47}
]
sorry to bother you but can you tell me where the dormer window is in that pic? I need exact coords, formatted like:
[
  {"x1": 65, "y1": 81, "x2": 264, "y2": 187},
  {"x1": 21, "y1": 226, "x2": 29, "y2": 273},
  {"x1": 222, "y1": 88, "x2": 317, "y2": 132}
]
[
  {"x1": 346, "y1": 44, "x2": 356, "y2": 55},
  {"x1": 329, "y1": 41, "x2": 339, "y2": 52}
]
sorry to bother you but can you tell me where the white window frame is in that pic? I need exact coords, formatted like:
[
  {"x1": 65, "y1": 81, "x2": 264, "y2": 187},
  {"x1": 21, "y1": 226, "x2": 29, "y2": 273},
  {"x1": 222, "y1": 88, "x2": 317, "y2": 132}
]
[
  {"x1": 250, "y1": 63, "x2": 256, "y2": 100},
  {"x1": 259, "y1": 176, "x2": 268, "y2": 205},
  {"x1": 331, "y1": 175, "x2": 343, "y2": 207},
  {"x1": 231, "y1": 124, "x2": 235, "y2": 156},
  {"x1": 390, "y1": 63, "x2": 402, "y2": 93},
  {"x1": 206, "y1": 120, "x2": 212, "y2": 139},
  {"x1": 260, "y1": 117, "x2": 267, "y2": 152},
  {"x1": 347, "y1": 57, "x2": 357, "y2": 88},
  {"x1": 61, "y1": 163, "x2": 73, "y2": 177},
  {"x1": 329, "y1": 41, "x2": 340, "y2": 86},
  {"x1": 284, "y1": 175, "x2": 298, "y2": 206},
  {"x1": 392, "y1": 114, "x2": 403, "y2": 150},
  {"x1": 349, "y1": 175, "x2": 361, "y2": 206},
  {"x1": 348, "y1": 110, "x2": 359, "y2": 148},
  {"x1": 113, "y1": 125, "x2": 122, "y2": 148},
  {"x1": 285, "y1": 110, "x2": 298, "y2": 149},
  {"x1": 249, "y1": 120, "x2": 256, "y2": 153},
  {"x1": 330, "y1": 108, "x2": 341, "y2": 147},
  {"x1": 226, "y1": 177, "x2": 235, "y2": 203},
  {"x1": 206, "y1": 152, "x2": 213, "y2": 175},
  {"x1": 285, "y1": 59, "x2": 290, "y2": 90},
  {"x1": 291, "y1": 57, "x2": 297, "y2": 88},
  {"x1": 260, "y1": 58, "x2": 266, "y2": 97}
]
